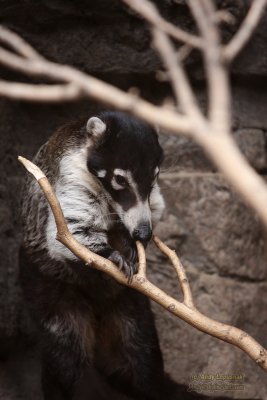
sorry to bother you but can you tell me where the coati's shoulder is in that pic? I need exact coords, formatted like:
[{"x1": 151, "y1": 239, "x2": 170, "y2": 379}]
[
  {"x1": 21, "y1": 117, "x2": 90, "y2": 242},
  {"x1": 33, "y1": 117, "x2": 88, "y2": 182},
  {"x1": 46, "y1": 117, "x2": 88, "y2": 157}
]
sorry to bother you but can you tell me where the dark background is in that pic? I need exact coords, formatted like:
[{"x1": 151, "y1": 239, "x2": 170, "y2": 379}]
[{"x1": 0, "y1": 1, "x2": 267, "y2": 399}]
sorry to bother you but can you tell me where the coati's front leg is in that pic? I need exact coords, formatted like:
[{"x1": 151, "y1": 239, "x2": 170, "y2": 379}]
[
  {"x1": 94, "y1": 290, "x2": 165, "y2": 400},
  {"x1": 82, "y1": 229, "x2": 138, "y2": 282},
  {"x1": 46, "y1": 205, "x2": 138, "y2": 281},
  {"x1": 107, "y1": 222, "x2": 138, "y2": 281}
]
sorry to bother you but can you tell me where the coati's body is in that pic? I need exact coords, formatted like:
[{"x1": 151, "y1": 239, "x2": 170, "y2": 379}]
[{"x1": 20, "y1": 111, "x2": 165, "y2": 399}]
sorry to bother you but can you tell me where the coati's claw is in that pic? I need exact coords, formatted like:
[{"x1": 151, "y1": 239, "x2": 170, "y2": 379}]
[
  {"x1": 129, "y1": 247, "x2": 137, "y2": 264},
  {"x1": 108, "y1": 250, "x2": 138, "y2": 282}
]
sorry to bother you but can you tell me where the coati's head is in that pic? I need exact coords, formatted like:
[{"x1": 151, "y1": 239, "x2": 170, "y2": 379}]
[{"x1": 86, "y1": 111, "x2": 164, "y2": 244}]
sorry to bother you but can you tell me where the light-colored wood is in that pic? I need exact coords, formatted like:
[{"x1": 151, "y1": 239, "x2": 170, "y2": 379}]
[{"x1": 18, "y1": 156, "x2": 267, "y2": 372}]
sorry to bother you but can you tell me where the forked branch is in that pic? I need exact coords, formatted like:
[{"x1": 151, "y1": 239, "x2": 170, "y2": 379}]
[
  {"x1": 18, "y1": 156, "x2": 267, "y2": 373},
  {"x1": 1, "y1": 2, "x2": 267, "y2": 227},
  {"x1": 223, "y1": 0, "x2": 267, "y2": 63}
]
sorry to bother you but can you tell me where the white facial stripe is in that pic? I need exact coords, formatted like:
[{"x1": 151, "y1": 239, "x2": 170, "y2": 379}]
[
  {"x1": 97, "y1": 169, "x2": 106, "y2": 178},
  {"x1": 111, "y1": 168, "x2": 164, "y2": 234},
  {"x1": 113, "y1": 169, "x2": 134, "y2": 184},
  {"x1": 111, "y1": 176, "x2": 124, "y2": 190},
  {"x1": 116, "y1": 200, "x2": 152, "y2": 235},
  {"x1": 114, "y1": 168, "x2": 127, "y2": 177},
  {"x1": 112, "y1": 169, "x2": 133, "y2": 191}
]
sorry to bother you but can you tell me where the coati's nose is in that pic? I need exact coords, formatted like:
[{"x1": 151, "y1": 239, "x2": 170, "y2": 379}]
[{"x1": 133, "y1": 223, "x2": 152, "y2": 243}]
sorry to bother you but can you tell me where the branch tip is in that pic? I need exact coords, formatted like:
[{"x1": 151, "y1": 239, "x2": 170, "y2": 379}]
[{"x1": 18, "y1": 156, "x2": 45, "y2": 180}]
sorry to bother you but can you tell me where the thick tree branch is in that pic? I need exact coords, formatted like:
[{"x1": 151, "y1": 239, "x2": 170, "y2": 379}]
[
  {"x1": 0, "y1": 41, "x2": 192, "y2": 136},
  {"x1": 18, "y1": 156, "x2": 267, "y2": 372}
]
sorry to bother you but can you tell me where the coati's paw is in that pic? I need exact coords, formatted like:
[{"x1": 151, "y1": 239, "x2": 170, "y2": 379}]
[{"x1": 108, "y1": 250, "x2": 138, "y2": 282}]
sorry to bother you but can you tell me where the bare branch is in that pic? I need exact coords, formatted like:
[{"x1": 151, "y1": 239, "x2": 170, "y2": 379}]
[
  {"x1": 121, "y1": 0, "x2": 202, "y2": 49},
  {"x1": 153, "y1": 236, "x2": 194, "y2": 309},
  {"x1": 2, "y1": 19, "x2": 267, "y2": 231},
  {"x1": 18, "y1": 156, "x2": 267, "y2": 372},
  {"x1": 0, "y1": 81, "x2": 82, "y2": 102},
  {"x1": 0, "y1": 25, "x2": 42, "y2": 60},
  {"x1": 152, "y1": 27, "x2": 204, "y2": 123},
  {"x1": 18, "y1": 156, "x2": 45, "y2": 180},
  {"x1": 196, "y1": 130, "x2": 267, "y2": 228},
  {"x1": 136, "y1": 241, "x2": 147, "y2": 277},
  {"x1": 188, "y1": 0, "x2": 231, "y2": 132},
  {"x1": 223, "y1": 0, "x2": 267, "y2": 63},
  {"x1": 0, "y1": 40, "x2": 192, "y2": 137}
]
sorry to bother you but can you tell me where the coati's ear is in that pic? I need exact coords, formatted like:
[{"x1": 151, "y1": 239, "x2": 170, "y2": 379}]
[{"x1": 86, "y1": 117, "x2": 106, "y2": 140}]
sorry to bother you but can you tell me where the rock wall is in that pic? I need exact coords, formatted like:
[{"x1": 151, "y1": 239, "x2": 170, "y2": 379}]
[{"x1": 0, "y1": 1, "x2": 266, "y2": 399}]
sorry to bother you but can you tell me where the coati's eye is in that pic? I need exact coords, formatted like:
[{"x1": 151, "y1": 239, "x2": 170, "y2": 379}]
[
  {"x1": 111, "y1": 169, "x2": 131, "y2": 191},
  {"x1": 115, "y1": 174, "x2": 128, "y2": 187}
]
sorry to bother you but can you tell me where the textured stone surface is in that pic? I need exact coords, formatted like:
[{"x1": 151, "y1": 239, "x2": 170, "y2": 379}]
[
  {"x1": 148, "y1": 175, "x2": 267, "y2": 398},
  {"x1": 0, "y1": 1, "x2": 267, "y2": 399}
]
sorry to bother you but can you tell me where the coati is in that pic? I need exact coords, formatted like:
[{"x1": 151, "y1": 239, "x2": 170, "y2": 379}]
[{"x1": 19, "y1": 111, "x2": 166, "y2": 400}]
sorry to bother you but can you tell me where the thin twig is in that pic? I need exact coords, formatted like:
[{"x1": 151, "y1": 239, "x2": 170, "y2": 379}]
[
  {"x1": 188, "y1": 0, "x2": 231, "y2": 132},
  {"x1": 18, "y1": 156, "x2": 267, "y2": 372},
  {"x1": 152, "y1": 27, "x2": 204, "y2": 123},
  {"x1": 0, "y1": 25, "x2": 42, "y2": 60},
  {"x1": 0, "y1": 81, "x2": 82, "y2": 102},
  {"x1": 153, "y1": 236, "x2": 194, "y2": 309},
  {"x1": 223, "y1": 0, "x2": 267, "y2": 63},
  {"x1": 121, "y1": 0, "x2": 202, "y2": 49}
]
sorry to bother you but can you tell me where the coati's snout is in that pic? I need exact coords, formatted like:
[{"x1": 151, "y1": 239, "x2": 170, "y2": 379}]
[{"x1": 133, "y1": 221, "x2": 152, "y2": 243}]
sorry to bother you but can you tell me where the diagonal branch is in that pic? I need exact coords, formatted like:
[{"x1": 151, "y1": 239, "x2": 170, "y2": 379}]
[
  {"x1": 122, "y1": 0, "x2": 204, "y2": 122},
  {"x1": 18, "y1": 156, "x2": 267, "y2": 373},
  {"x1": 153, "y1": 236, "x2": 194, "y2": 309},
  {"x1": 0, "y1": 40, "x2": 192, "y2": 137},
  {"x1": 0, "y1": 25, "x2": 42, "y2": 60},
  {"x1": 121, "y1": 0, "x2": 202, "y2": 49},
  {"x1": 152, "y1": 27, "x2": 205, "y2": 123},
  {"x1": 223, "y1": 0, "x2": 267, "y2": 63}
]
